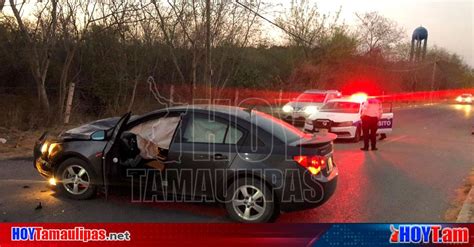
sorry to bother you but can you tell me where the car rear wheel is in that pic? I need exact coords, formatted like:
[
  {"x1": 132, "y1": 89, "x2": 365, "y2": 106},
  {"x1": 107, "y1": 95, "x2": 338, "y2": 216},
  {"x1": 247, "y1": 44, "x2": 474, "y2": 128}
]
[
  {"x1": 225, "y1": 178, "x2": 276, "y2": 223},
  {"x1": 56, "y1": 158, "x2": 97, "y2": 200}
]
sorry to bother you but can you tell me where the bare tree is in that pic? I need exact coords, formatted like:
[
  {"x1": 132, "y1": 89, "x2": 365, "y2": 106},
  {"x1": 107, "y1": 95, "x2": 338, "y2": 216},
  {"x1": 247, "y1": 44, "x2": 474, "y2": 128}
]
[
  {"x1": 213, "y1": 0, "x2": 264, "y2": 96},
  {"x1": 147, "y1": 0, "x2": 265, "y2": 99},
  {"x1": 57, "y1": 0, "x2": 145, "y2": 121},
  {"x1": 276, "y1": 0, "x2": 340, "y2": 51},
  {"x1": 150, "y1": 0, "x2": 187, "y2": 85},
  {"x1": 355, "y1": 11, "x2": 404, "y2": 55},
  {"x1": 9, "y1": 0, "x2": 59, "y2": 115}
]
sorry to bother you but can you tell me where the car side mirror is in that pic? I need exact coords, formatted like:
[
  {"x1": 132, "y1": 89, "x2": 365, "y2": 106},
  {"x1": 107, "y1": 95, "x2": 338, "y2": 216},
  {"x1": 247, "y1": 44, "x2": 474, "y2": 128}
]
[{"x1": 91, "y1": 130, "x2": 106, "y2": 141}]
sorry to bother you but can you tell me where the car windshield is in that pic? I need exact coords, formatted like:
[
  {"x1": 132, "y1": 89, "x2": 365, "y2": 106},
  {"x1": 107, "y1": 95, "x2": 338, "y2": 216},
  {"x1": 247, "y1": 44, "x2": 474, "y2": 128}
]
[
  {"x1": 294, "y1": 93, "x2": 326, "y2": 103},
  {"x1": 461, "y1": 94, "x2": 472, "y2": 97},
  {"x1": 252, "y1": 110, "x2": 307, "y2": 143},
  {"x1": 319, "y1": 101, "x2": 361, "y2": 113}
]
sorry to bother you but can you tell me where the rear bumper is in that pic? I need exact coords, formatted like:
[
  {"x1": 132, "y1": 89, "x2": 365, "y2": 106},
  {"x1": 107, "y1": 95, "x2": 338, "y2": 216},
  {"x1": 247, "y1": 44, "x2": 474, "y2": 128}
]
[{"x1": 279, "y1": 166, "x2": 338, "y2": 212}]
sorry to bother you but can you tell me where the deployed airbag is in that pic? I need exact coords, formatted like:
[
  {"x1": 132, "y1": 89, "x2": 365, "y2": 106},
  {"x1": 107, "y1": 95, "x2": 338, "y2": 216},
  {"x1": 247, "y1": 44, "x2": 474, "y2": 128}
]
[{"x1": 130, "y1": 117, "x2": 180, "y2": 159}]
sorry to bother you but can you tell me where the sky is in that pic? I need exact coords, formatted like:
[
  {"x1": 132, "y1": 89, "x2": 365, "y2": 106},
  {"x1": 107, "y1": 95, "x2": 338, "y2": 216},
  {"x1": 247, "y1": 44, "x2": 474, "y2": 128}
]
[{"x1": 267, "y1": 0, "x2": 474, "y2": 67}]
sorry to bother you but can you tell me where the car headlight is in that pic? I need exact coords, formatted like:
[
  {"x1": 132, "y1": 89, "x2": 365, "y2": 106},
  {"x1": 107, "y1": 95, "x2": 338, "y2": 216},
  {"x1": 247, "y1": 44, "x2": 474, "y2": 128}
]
[
  {"x1": 456, "y1": 96, "x2": 462, "y2": 102},
  {"x1": 467, "y1": 98, "x2": 472, "y2": 102},
  {"x1": 40, "y1": 142, "x2": 60, "y2": 158},
  {"x1": 282, "y1": 105, "x2": 293, "y2": 113},
  {"x1": 48, "y1": 143, "x2": 60, "y2": 157},
  {"x1": 336, "y1": 121, "x2": 353, "y2": 127},
  {"x1": 40, "y1": 142, "x2": 49, "y2": 155},
  {"x1": 304, "y1": 106, "x2": 318, "y2": 115}
]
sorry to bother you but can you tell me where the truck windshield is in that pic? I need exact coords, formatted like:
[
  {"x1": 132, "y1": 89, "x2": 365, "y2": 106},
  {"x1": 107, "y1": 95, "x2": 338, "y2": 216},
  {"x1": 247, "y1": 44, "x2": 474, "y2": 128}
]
[
  {"x1": 319, "y1": 102, "x2": 360, "y2": 113},
  {"x1": 294, "y1": 93, "x2": 326, "y2": 103}
]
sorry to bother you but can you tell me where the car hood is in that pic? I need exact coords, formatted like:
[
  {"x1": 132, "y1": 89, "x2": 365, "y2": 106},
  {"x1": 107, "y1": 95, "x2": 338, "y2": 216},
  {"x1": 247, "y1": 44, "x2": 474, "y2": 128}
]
[
  {"x1": 60, "y1": 117, "x2": 121, "y2": 140},
  {"x1": 308, "y1": 111, "x2": 359, "y2": 121},
  {"x1": 287, "y1": 101, "x2": 324, "y2": 109}
]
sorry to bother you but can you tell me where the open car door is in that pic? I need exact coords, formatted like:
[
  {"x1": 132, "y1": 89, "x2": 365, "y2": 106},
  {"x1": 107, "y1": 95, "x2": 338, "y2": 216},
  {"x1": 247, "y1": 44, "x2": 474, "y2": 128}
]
[
  {"x1": 377, "y1": 102, "x2": 393, "y2": 136},
  {"x1": 102, "y1": 112, "x2": 131, "y2": 198}
]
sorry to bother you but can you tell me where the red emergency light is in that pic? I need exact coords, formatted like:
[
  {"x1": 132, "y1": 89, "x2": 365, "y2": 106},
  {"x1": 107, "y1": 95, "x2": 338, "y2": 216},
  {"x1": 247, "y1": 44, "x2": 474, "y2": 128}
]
[{"x1": 350, "y1": 93, "x2": 368, "y2": 102}]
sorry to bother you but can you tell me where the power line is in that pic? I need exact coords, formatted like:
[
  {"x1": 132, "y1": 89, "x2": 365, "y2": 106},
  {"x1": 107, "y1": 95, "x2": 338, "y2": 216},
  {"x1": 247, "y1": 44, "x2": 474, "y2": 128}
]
[{"x1": 234, "y1": 0, "x2": 311, "y2": 46}]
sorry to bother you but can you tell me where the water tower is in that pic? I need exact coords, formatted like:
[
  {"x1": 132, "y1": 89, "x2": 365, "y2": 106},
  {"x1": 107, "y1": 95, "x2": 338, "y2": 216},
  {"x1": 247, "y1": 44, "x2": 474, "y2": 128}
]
[{"x1": 410, "y1": 26, "x2": 428, "y2": 62}]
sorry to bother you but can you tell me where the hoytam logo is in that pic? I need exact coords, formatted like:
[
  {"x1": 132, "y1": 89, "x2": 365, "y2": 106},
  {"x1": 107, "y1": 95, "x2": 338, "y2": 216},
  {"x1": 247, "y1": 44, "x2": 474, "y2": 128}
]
[
  {"x1": 390, "y1": 224, "x2": 469, "y2": 244},
  {"x1": 11, "y1": 226, "x2": 131, "y2": 242}
]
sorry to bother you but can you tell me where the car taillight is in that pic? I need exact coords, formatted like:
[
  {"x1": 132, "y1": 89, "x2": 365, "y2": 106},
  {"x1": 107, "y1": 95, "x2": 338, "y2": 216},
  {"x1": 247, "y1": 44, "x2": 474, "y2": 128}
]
[{"x1": 293, "y1": 155, "x2": 327, "y2": 175}]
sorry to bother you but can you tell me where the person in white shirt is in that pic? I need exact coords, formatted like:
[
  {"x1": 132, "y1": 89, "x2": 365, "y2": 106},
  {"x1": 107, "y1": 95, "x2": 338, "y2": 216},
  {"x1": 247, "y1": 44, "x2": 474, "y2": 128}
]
[{"x1": 360, "y1": 98, "x2": 383, "y2": 151}]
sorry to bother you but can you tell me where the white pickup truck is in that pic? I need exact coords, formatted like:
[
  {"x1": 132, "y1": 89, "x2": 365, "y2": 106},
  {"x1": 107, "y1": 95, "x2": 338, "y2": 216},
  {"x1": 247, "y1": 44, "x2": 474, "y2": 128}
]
[{"x1": 303, "y1": 97, "x2": 394, "y2": 142}]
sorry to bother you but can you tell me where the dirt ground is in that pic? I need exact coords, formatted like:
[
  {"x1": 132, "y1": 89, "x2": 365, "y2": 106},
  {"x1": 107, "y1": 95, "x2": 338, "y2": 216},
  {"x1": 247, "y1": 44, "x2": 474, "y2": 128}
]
[
  {"x1": 0, "y1": 127, "x2": 65, "y2": 160},
  {"x1": 444, "y1": 169, "x2": 474, "y2": 221}
]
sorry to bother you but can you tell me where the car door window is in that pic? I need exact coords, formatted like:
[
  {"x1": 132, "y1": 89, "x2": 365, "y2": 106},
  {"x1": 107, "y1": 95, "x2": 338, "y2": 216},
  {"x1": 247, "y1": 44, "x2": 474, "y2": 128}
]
[
  {"x1": 183, "y1": 116, "x2": 227, "y2": 143},
  {"x1": 182, "y1": 115, "x2": 244, "y2": 144},
  {"x1": 224, "y1": 125, "x2": 243, "y2": 144}
]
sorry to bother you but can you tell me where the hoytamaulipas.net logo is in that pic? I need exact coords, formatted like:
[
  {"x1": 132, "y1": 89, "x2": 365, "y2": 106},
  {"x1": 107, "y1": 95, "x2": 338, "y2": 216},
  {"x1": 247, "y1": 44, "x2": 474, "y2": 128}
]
[
  {"x1": 11, "y1": 226, "x2": 131, "y2": 242},
  {"x1": 389, "y1": 224, "x2": 469, "y2": 244}
]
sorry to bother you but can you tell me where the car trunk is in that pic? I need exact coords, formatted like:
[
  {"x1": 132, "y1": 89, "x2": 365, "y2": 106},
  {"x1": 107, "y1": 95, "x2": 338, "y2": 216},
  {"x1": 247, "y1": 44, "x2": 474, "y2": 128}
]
[{"x1": 285, "y1": 133, "x2": 336, "y2": 159}]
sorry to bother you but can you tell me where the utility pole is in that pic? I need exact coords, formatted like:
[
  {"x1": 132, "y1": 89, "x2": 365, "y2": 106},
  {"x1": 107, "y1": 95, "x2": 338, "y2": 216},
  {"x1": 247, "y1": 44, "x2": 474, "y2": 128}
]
[
  {"x1": 63, "y1": 82, "x2": 75, "y2": 124},
  {"x1": 204, "y1": 0, "x2": 212, "y2": 100}
]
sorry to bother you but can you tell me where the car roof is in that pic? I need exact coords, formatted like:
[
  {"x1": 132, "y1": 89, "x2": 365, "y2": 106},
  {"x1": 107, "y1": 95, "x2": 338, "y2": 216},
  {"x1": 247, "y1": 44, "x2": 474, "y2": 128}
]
[
  {"x1": 303, "y1": 89, "x2": 340, "y2": 94},
  {"x1": 326, "y1": 98, "x2": 363, "y2": 103},
  {"x1": 142, "y1": 104, "x2": 252, "y2": 121}
]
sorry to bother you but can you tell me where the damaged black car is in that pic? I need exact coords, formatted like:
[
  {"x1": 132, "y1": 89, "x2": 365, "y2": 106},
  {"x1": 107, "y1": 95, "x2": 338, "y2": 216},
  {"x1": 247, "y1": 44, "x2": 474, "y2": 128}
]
[{"x1": 34, "y1": 105, "x2": 338, "y2": 223}]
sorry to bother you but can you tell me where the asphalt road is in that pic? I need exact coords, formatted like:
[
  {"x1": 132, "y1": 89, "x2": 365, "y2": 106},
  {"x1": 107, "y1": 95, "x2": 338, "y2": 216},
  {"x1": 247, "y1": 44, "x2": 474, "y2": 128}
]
[{"x1": 0, "y1": 103, "x2": 472, "y2": 223}]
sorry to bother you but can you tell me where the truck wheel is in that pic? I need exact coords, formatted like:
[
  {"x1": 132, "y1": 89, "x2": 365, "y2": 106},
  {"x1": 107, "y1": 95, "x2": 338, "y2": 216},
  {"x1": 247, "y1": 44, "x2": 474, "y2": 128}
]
[
  {"x1": 225, "y1": 178, "x2": 276, "y2": 223},
  {"x1": 56, "y1": 158, "x2": 97, "y2": 200}
]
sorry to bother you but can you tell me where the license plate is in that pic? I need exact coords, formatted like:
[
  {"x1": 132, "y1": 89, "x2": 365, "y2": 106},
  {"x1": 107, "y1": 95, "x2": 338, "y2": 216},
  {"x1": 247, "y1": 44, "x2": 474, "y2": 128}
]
[
  {"x1": 318, "y1": 129, "x2": 329, "y2": 134},
  {"x1": 327, "y1": 157, "x2": 334, "y2": 172}
]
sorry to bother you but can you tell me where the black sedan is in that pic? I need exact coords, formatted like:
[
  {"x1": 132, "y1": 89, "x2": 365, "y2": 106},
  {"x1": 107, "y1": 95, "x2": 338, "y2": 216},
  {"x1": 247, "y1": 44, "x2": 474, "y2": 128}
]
[{"x1": 34, "y1": 105, "x2": 338, "y2": 223}]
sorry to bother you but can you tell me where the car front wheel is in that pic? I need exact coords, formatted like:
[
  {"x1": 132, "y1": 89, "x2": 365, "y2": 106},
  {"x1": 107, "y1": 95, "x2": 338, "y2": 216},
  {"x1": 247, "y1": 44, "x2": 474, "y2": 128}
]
[
  {"x1": 225, "y1": 178, "x2": 276, "y2": 223},
  {"x1": 56, "y1": 158, "x2": 97, "y2": 200},
  {"x1": 352, "y1": 126, "x2": 361, "y2": 142}
]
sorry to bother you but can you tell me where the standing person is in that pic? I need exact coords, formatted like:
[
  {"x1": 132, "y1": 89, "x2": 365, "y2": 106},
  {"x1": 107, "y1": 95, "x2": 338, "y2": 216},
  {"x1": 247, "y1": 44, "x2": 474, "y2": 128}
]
[{"x1": 360, "y1": 98, "x2": 383, "y2": 151}]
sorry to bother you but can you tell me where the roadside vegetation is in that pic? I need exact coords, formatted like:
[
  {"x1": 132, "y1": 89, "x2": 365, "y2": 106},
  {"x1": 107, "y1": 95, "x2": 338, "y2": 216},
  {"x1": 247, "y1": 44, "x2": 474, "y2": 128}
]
[{"x1": 0, "y1": 0, "x2": 472, "y2": 130}]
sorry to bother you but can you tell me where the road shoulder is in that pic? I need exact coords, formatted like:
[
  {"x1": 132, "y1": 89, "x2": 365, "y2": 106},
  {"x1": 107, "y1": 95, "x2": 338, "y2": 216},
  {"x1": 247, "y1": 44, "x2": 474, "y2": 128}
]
[{"x1": 456, "y1": 185, "x2": 474, "y2": 222}]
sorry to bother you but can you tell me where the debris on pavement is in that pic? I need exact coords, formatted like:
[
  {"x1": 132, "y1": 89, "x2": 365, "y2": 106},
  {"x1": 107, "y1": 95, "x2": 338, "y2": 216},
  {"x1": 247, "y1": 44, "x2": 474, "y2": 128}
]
[
  {"x1": 22, "y1": 185, "x2": 30, "y2": 189},
  {"x1": 35, "y1": 202, "x2": 42, "y2": 210},
  {"x1": 0, "y1": 138, "x2": 6, "y2": 144}
]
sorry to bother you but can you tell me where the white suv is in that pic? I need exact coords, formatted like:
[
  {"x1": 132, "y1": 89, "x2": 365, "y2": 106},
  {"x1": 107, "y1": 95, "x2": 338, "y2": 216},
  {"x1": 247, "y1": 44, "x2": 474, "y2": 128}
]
[{"x1": 281, "y1": 90, "x2": 341, "y2": 126}]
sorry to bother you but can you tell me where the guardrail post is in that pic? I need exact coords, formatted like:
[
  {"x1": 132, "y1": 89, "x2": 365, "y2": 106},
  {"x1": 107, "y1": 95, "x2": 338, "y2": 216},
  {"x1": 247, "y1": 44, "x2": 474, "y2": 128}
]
[
  {"x1": 170, "y1": 85, "x2": 174, "y2": 106},
  {"x1": 278, "y1": 89, "x2": 283, "y2": 106}
]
